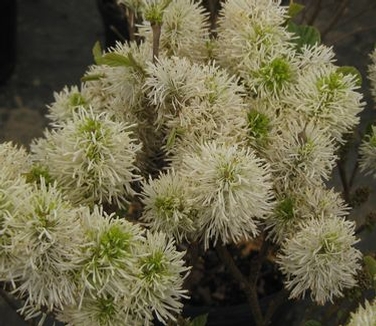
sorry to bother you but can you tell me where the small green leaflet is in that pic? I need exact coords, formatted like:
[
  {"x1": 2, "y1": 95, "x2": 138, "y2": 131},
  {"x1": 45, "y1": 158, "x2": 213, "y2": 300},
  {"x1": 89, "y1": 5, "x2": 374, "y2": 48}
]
[{"x1": 287, "y1": 21, "x2": 321, "y2": 51}]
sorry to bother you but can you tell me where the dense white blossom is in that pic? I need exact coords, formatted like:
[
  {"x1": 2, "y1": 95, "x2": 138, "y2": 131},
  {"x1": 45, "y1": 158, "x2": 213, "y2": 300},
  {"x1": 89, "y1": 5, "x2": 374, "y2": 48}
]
[
  {"x1": 0, "y1": 142, "x2": 30, "y2": 179},
  {"x1": 138, "y1": 0, "x2": 210, "y2": 60},
  {"x1": 346, "y1": 299, "x2": 376, "y2": 326},
  {"x1": 178, "y1": 141, "x2": 274, "y2": 248},
  {"x1": 215, "y1": 0, "x2": 295, "y2": 95},
  {"x1": 277, "y1": 215, "x2": 362, "y2": 305},
  {"x1": 78, "y1": 206, "x2": 145, "y2": 299},
  {"x1": 47, "y1": 85, "x2": 91, "y2": 124},
  {"x1": 131, "y1": 231, "x2": 189, "y2": 324},
  {"x1": 265, "y1": 184, "x2": 349, "y2": 244},
  {"x1": 31, "y1": 108, "x2": 142, "y2": 207},
  {"x1": 284, "y1": 65, "x2": 364, "y2": 141},
  {"x1": 57, "y1": 293, "x2": 143, "y2": 326},
  {"x1": 266, "y1": 120, "x2": 337, "y2": 188},
  {"x1": 5, "y1": 180, "x2": 84, "y2": 314},
  {"x1": 140, "y1": 169, "x2": 197, "y2": 242}
]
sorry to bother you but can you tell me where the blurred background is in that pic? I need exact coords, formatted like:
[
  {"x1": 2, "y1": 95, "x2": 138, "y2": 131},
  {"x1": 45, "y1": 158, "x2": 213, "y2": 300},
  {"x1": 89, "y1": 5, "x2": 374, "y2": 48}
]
[{"x1": 0, "y1": 0, "x2": 376, "y2": 325}]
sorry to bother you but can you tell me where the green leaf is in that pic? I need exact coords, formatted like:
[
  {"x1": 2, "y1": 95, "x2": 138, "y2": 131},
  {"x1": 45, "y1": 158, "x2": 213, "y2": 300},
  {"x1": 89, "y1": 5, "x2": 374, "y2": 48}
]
[
  {"x1": 288, "y1": 3, "x2": 305, "y2": 18},
  {"x1": 92, "y1": 41, "x2": 103, "y2": 65},
  {"x1": 98, "y1": 52, "x2": 134, "y2": 67},
  {"x1": 81, "y1": 73, "x2": 105, "y2": 82},
  {"x1": 190, "y1": 314, "x2": 208, "y2": 326},
  {"x1": 337, "y1": 66, "x2": 362, "y2": 87},
  {"x1": 287, "y1": 21, "x2": 321, "y2": 51},
  {"x1": 303, "y1": 320, "x2": 322, "y2": 326}
]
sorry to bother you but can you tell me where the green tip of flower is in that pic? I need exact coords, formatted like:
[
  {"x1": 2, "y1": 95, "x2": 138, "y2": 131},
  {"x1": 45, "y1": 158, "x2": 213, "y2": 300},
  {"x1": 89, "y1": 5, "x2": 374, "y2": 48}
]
[
  {"x1": 141, "y1": 250, "x2": 168, "y2": 282},
  {"x1": 97, "y1": 224, "x2": 132, "y2": 260},
  {"x1": 318, "y1": 231, "x2": 340, "y2": 254},
  {"x1": 78, "y1": 117, "x2": 110, "y2": 160},
  {"x1": 276, "y1": 197, "x2": 295, "y2": 221},
  {"x1": 317, "y1": 71, "x2": 346, "y2": 93},
  {"x1": 155, "y1": 196, "x2": 181, "y2": 219},
  {"x1": 69, "y1": 92, "x2": 87, "y2": 108},
  {"x1": 96, "y1": 296, "x2": 117, "y2": 324},
  {"x1": 25, "y1": 165, "x2": 54, "y2": 185},
  {"x1": 259, "y1": 57, "x2": 292, "y2": 92},
  {"x1": 247, "y1": 110, "x2": 270, "y2": 142}
]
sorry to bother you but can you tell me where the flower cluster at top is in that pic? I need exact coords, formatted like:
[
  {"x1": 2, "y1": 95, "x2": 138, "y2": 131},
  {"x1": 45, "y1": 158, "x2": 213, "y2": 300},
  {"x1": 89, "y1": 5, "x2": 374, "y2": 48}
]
[{"x1": 0, "y1": 0, "x2": 369, "y2": 325}]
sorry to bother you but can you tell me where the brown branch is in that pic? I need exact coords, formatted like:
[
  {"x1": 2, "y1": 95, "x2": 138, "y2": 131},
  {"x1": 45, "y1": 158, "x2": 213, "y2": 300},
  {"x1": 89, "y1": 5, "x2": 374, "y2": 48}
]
[
  {"x1": 249, "y1": 235, "x2": 270, "y2": 286},
  {"x1": 127, "y1": 7, "x2": 136, "y2": 42},
  {"x1": 330, "y1": 24, "x2": 376, "y2": 44},
  {"x1": 216, "y1": 244, "x2": 265, "y2": 326},
  {"x1": 335, "y1": 2, "x2": 376, "y2": 30},
  {"x1": 263, "y1": 289, "x2": 289, "y2": 326},
  {"x1": 321, "y1": 0, "x2": 350, "y2": 40},
  {"x1": 337, "y1": 159, "x2": 350, "y2": 203},
  {"x1": 151, "y1": 22, "x2": 162, "y2": 63},
  {"x1": 306, "y1": 0, "x2": 323, "y2": 26}
]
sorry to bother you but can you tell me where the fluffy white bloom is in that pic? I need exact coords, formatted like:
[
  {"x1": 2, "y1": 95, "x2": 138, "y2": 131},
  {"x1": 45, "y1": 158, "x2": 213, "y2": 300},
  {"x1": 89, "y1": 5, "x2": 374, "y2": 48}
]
[
  {"x1": 265, "y1": 184, "x2": 349, "y2": 244},
  {"x1": 98, "y1": 41, "x2": 151, "y2": 116},
  {"x1": 138, "y1": 0, "x2": 210, "y2": 60},
  {"x1": 359, "y1": 125, "x2": 376, "y2": 177},
  {"x1": 57, "y1": 293, "x2": 143, "y2": 326},
  {"x1": 368, "y1": 47, "x2": 376, "y2": 103},
  {"x1": 6, "y1": 180, "x2": 84, "y2": 313},
  {"x1": 277, "y1": 215, "x2": 362, "y2": 305},
  {"x1": 346, "y1": 299, "x2": 376, "y2": 326},
  {"x1": 164, "y1": 63, "x2": 247, "y2": 154},
  {"x1": 140, "y1": 169, "x2": 198, "y2": 242},
  {"x1": 47, "y1": 85, "x2": 91, "y2": 124},
  {"x1": 144, "y1": 56, "x2": 207, "y2": 128},
  {"x1": 178, "y1": 141, "x2": 274, "y2": 248},
  {"x1": 78, "y1": 206, "x2": 145, "y2": 299},
  {"x1": 215, "y1": 0, "x2": 295, "y2": 92},
  {"x1": 31, "y1": 107, "x2": 142, "y2": 208},
  {"x1": 131, "y1": 231, "x2": 189, "y2": 324},
  {"x1": 284, "y1": 65, "x2": 364, "y2": 141},
  {"x1": 266, "y1": 120, "x2": 337, "y2": 188},
  {"x1": 0, "y1": 168, "x2": 31, "y2": 281},
  {"x1": 0, "y1": 142, "x2": 30, "y2": 179},
  {"x1": 297, "y1": 44, "x2": 337, "y2": 75}
]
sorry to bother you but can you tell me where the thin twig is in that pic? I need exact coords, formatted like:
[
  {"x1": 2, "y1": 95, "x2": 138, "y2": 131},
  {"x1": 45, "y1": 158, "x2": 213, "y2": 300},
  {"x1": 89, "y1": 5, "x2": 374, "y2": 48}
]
[
  {"x1": 263, "y1": 289, "x2": 289, "y2": 326},
  {"x1": 306, "y1": 0, "x2": 323, "y2": 26},
  {"x1": 127, "y1": 8, "x2": 136, "y2": 42},
  {"x1": 337, "y1": 159, "x2": 350, "y2": 203},
  {"x1": 216, "y1": 244, "x2": 265, "y2": 326},
  {"x1": 330, "y1": 24, "x2": 376, "y2": 44},
  {"x1": 335, "y1": 2, "x2": 376, "y2": 30},
  {"x1": 321, "y1": 0, "x2": 350, "y2": 40},
  {"x1": 151, "y1": 23, "x2": 162, "y2": 63},
  {"x1": 349, "y1": 160, "x2": 359, "y2": 189},
  {"x1": 249, "y1": 236, "x2": 269, "y2": 287}
]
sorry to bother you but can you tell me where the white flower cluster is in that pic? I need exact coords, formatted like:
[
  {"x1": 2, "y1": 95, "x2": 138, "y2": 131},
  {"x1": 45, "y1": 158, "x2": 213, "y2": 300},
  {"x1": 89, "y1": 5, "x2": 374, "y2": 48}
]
[
  {"x1": 345, "y1": 299, "x2": 376, "y2": 326},
  {"x1": 0, "y1": 142, "x2": 189, "y2": 325},
  {"x1": 0, "y1": 0, "x2": 368, "y2": 323}
]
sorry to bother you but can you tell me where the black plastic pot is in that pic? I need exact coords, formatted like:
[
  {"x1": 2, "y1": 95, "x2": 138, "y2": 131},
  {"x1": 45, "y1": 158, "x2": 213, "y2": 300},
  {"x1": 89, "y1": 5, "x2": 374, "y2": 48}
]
[{"x1": 0, "y1": 0, "x2": 17, "y2": 84}]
